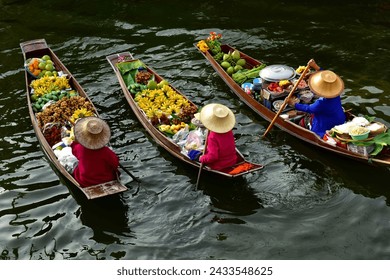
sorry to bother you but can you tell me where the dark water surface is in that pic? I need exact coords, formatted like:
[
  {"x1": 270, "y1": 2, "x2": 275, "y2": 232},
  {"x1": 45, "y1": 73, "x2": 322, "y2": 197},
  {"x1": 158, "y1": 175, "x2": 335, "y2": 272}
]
[{"x1": 1, "y1": 0, "x2": 390, "y2": 260}]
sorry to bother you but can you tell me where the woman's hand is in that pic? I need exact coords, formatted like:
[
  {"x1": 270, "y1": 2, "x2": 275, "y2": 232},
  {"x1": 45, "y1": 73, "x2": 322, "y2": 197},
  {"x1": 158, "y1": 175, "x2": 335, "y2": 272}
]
[
  {"x1": 287, "y1": 97, "x2": 299, "y2": 108},
  {"x1": 308, "y1": 59, "x2": 320, "y2": 71}
]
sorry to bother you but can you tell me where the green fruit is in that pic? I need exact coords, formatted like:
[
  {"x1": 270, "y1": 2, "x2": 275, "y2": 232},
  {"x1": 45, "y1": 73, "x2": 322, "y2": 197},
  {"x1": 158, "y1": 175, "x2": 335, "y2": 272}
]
[
  {"x1": 236, "y1": 58, "x2": 246, "y2": 67},
  {"x1": 31, "y1": 94, "x2": 38, "y2": 101},
  {"x1": 232, "y1": 50, "x2": 240, "y2": 61},
  {"x1": 38, "y1": 62, "x2": 46, "y2": 70},
  {"x1": 234, "y1": 65, "x2": 243, "y2": 72},
  {"x1": 227, "y1": 66, "x2": 234, "y2": 75},
  {"x1": 223, "y1": 53, "x2": 230, "y2": 61},
  {"x1": 158, "y1": 80, "x2": 169, "y2": 88},
  {"x1": 147, "y1": 80, "x2": 157, "y2": 90},
  {"x1": 42, "y1": 55, "x2": 51, "y2": 61},
  {"x1": 45, "y1": 64, "x2": 54, "y2": 71},
  {"x1": 221, "y1": 61, "x2": 231, "y2": 69}
]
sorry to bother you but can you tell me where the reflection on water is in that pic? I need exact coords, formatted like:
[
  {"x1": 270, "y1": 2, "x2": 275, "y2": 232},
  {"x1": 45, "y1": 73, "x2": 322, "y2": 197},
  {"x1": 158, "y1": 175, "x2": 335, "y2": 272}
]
[{"x1": 1, "y1": 0, "x2": 390, "y2": 260}]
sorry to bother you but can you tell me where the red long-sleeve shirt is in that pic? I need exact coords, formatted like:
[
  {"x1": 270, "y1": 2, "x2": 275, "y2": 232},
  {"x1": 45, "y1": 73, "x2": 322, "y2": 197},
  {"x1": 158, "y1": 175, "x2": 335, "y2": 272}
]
[
  {"x1": 71, "y1": 142, "x2": 119, "y2": 187},
  {"x1": 199, "y1": 131, "x2": 237, "y2": 171}
]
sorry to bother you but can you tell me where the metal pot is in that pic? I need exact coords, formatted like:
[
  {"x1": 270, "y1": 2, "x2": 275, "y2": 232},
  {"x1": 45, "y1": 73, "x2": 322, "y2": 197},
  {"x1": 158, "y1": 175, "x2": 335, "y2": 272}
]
[{"x1": 259, "y1": 64, "x2": 296, "y2": 82}]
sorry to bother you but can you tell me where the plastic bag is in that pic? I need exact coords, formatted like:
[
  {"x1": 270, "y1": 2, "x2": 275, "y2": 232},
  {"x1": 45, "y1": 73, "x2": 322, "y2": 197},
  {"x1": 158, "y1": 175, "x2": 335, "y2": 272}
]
[
  {"x1": 54, "y1": 146, "x2": 78, "y2": 174},
  {"x1": 185, "y1": 130, "x2": 203, "y2": 150},
  {"x1": 172, "y1": 125, "x2": 190, "y2": 144}
]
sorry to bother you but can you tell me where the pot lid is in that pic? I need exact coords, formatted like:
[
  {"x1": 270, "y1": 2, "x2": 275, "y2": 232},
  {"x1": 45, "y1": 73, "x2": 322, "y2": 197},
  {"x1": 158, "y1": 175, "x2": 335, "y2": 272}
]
[{"x1": 259, "y1": 64, "x2": 296, "y2": 82}]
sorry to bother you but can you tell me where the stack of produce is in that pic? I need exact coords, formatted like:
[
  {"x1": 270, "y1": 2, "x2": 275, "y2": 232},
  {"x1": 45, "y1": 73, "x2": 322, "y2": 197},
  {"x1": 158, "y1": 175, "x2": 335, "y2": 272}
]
[
  {"x1": 28, "y1": 55, "x2": 95, "y2": 131},
  {"x1": 116, "y1": 58, "x2": 198, "y2": 135},
  {"x1": 134, "y1": 85, "x2": 197, "y2": 129},
  {"x1": 35, "y1": 95, "x2": 95, "y2": 129},
  {"x1": 197, "y1": 32, "x2": 267, "y2": 83},
  {"x1": 25, "y1": 55, "x2": 58, "y2": 78}
]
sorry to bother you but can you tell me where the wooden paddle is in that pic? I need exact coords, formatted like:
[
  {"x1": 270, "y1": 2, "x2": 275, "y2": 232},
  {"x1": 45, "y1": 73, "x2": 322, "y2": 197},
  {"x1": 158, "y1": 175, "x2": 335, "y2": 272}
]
[
  {"x1": 119, "y1": 162, "x2": 140, "y2": 183},
  {"x1": 195, "y1": 130, "x2": 210, "y2": 189},
  {"x1": 262, "y1": 61, "x2": 311, "y2": 138}
]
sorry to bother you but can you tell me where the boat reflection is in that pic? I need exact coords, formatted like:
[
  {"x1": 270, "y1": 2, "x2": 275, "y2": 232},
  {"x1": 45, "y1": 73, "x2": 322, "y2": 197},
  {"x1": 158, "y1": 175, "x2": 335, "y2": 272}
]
[{"x1": 201, "y1": 176, "x2": 263, "y2": 224}]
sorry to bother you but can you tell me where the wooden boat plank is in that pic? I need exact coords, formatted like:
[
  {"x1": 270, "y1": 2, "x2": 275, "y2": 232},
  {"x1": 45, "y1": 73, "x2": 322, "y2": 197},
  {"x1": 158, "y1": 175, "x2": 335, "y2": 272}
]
[
  {"x1": 106, "y1": 52, "x2": 264, "y2": 178},
  {"x1": 195, "y1": 43, "x2": 390, "y2": 167},
  {"x1": 21, "y1": 39, "x2": 127, "y2": 199}
]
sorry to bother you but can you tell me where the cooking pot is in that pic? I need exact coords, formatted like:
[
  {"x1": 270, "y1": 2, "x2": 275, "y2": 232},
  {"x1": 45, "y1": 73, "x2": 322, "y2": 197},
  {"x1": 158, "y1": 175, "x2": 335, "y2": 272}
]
[{"x1": 259, "y1": 64, "x2": 296, "y2": 82}]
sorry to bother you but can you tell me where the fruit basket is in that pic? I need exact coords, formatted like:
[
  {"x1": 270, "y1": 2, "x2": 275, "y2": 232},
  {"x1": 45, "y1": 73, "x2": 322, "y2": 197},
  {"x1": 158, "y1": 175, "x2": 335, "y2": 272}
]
[
  {"x1": 25, "y1": 55, "x2": 57, "y2": 79},
  {"x1": 24, "y1": 58, "x2": 44, "y2": 78}
]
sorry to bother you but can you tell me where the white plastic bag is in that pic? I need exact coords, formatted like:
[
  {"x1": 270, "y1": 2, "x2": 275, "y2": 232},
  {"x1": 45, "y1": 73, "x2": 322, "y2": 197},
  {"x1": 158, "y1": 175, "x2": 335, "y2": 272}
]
[{"x1": 54, "y1": 146, "x2": 78, "y2": 174}]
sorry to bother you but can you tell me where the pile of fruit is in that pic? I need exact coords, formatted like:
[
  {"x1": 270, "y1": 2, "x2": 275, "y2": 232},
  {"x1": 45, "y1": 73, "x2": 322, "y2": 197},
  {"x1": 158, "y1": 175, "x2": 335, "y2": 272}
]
[
  {"x1": 197, "y1": 32, "x2": 267, "y2": 84},
  {"x1": 116, "y1": 58, "x2": 198, "y2": 136},
  {"x1": 134, "y1": 85, "x2": 196, "y2": 125},
  {"x1": 35, "y1": 95, "x2": 95, "y2": 129},
  {"x1": 219, "y1": 50, "x2": 246, "y2": 75},
  {"x1": 25, "y1": 55, "x2": 58, "y2": 78},
  {"x1": 27, "y1": 54, "x2": 96, "y2": 132}
]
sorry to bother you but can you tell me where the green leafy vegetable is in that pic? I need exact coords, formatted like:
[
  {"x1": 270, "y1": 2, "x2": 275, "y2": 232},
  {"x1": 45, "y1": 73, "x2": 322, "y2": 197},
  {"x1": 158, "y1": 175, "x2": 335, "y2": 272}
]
[
  {"x1": 116, "y1": 60, "x2": 146, "y2": 87},
  {"x1": 354, "y1": 131, "x2": 390, "y2": 156},
  {"x1": 232, "y1": 64, "x2": 267, "y2": 84}
]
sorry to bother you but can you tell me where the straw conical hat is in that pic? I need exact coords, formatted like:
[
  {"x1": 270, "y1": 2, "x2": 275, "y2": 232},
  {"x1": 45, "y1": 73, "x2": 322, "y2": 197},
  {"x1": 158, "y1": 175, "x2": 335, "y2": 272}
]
[
  {"x1": 199, "y1": 103, "x2": 235, "y2": 133},
  {"x1": 308, "y1": 70, "x2": 344, "y2": 98},
  {"x1": 74, "y1": 116, "x2": 111, "y2": 150}
]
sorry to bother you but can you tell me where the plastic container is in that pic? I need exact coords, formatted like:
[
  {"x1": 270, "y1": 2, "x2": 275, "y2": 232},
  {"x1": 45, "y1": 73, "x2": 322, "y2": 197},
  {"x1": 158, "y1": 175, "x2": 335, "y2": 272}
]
[
  {"x1": 252, "y1": 78, "x2": 262, "y2": 91},
  {"x1": 349, "y1": 127, "x2": 370, "y2": 140},
  {"x1": 241, "y1": 83, "x2": 253, "y2": 90},
  {"x1": 259, "y1": 65, "x2": 296, "y2": 82},
  {"x1": 241, "y1": 83, "x2": 253, "y2": 94}
]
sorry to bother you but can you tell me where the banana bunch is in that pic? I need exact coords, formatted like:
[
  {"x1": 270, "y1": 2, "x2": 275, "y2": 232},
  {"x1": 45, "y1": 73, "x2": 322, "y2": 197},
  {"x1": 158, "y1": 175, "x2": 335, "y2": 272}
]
[
  {"x1": 69, "y1": 108, "x2": 94, "y2": 123},
  {"x1": 159, "y1": 122, "x2": 187, "y2": 134},
  {"x1": 279, "y1": 80, "x2": 291, "y2": 87},
  {"x1": 30, "y1": 76, "x2": 71, "y2": 96},
  {"x1": 135, "y1": 88, "x2": 190, "y2": 120},
  {"x1": 197, "y1": 40, "x2": 209, "y2": 53},
  {"x1": 296, "y1": 66, "x2": 306, "y2": 74}
]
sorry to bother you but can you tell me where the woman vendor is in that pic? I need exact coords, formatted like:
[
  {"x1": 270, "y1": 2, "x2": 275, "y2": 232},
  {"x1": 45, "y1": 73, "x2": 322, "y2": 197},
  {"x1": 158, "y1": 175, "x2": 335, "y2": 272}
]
[
  {"x1": 71, "y1": 116, "x2": 119, "y2": 187},
  {"x1": 288, "y1": 67, "x2": 346, "y2": 138},
  {"x1": 198, "y1": 103, "x2": 237, "y2": 171}
]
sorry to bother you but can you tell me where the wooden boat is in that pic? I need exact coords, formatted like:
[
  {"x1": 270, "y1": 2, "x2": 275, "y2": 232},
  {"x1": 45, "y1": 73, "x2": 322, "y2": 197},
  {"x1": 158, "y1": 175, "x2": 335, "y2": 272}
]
[
  {"x1": 106, "y1": 52, "x2": 264, "y2": 177},
  {"x1": 20, "y1": 39, "x2": 127, "y2": 199},
  {"x1": 195, "y1": 43, "x2": 390, "y2": 167}
]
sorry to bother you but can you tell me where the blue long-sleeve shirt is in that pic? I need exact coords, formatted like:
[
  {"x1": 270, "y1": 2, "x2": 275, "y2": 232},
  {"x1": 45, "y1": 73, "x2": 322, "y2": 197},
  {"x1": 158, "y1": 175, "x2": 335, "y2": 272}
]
[{"x1": 295, "y1": 96, "x2": 345, "y2": 138}]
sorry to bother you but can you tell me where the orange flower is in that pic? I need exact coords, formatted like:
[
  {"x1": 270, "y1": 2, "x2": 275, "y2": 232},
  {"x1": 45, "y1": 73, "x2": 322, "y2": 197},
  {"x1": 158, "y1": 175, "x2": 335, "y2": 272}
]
[{"x1": 207, "y1": 32, "x2": 222, "y2": 41}]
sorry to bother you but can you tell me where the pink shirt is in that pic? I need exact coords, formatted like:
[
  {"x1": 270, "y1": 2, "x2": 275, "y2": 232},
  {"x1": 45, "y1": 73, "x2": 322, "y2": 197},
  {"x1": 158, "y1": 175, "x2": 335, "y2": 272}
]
[
  {"x1": 71, "y1": 142, "x2": 119, "y2": 187},
  {"x1": 199, "y1": 131, "x2": 237, "y2": 171}
]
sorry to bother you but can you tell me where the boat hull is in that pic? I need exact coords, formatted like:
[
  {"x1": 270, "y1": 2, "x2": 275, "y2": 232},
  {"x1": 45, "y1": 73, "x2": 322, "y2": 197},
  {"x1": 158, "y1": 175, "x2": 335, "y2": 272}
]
[
  {"x1": 21, "y1": 39, "x2": 127, "y2": 199},
  {"x1": 195, "y1": 44, "x2": 390, "y2": 167},
  {"x1": 106, "y1": 52, "x2": 264, "y2": 178}
]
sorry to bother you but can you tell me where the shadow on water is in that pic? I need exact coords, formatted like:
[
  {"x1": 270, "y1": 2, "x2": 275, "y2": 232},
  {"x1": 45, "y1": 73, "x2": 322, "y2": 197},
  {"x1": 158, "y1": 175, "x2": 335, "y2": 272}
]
[
  {"x1": 48, "y1": 162, "x2": 135, "y2": 244},
  {"x1": 74, "y1": 194, "x2": 134, "y2": 244},
  {"x1": 279, "y1": 132, "x2": 390, "y2": 204},
  {"x1": 200, "y1": 175, "x2": 263, "y2": 224},
  {"x1": 151, "y1": 147, "x2": 264, "y2": 222}
]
